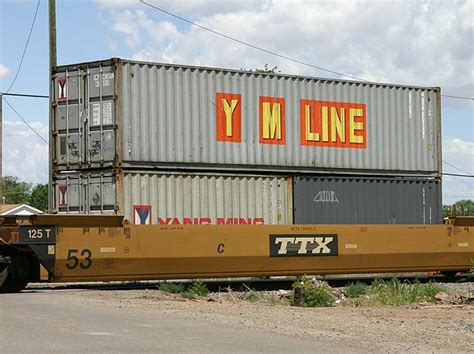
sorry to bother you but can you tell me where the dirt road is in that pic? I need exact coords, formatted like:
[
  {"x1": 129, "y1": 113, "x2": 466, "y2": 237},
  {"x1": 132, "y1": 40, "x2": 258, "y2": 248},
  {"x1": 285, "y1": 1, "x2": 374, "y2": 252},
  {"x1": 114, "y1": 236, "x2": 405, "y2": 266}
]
[{"x1": 2, "y1": 286, "x2": 472, "y2": 353}]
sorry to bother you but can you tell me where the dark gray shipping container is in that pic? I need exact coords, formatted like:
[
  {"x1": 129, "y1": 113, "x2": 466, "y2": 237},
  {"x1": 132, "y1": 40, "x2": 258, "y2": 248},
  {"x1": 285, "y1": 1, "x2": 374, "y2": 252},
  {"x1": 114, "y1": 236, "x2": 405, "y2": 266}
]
[{"x1": 293, "y1": 176, "x2": 441, "y2": 224}]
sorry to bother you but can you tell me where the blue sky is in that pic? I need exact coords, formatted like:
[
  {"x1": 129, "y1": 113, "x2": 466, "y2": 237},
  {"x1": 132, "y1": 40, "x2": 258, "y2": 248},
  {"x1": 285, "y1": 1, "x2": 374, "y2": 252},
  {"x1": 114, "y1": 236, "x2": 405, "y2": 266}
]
[{"x1": 0, "y1": 0, "x2": 472, "y2": 204}]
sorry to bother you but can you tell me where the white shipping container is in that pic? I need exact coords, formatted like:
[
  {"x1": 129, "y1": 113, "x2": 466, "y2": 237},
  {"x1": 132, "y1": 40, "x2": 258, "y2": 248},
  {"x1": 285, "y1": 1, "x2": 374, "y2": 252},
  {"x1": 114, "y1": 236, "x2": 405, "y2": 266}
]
[
  {"x1": 52, "y1": 58, "x2": 441, "y2": 176},
  {"x1": 54, "y1": 171, "x2": 292, "y2": 225}
]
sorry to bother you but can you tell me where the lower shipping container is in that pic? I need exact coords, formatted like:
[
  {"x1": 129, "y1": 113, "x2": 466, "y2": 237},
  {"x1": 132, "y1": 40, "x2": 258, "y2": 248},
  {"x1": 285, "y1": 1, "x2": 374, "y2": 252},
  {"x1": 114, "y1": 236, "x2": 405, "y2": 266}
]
[
  {"x1": 54, "y1": 171, "x2": 292, "y2": 225},
  {"x1": 293, "y1": 176, "x2": 442, "y2": 224}
]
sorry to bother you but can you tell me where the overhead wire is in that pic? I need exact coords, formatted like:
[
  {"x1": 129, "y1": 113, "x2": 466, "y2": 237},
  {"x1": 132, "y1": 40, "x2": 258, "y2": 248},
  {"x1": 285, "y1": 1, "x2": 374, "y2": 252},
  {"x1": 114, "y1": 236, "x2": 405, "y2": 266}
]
[
  {"x1": 2, "y1": 0, "x2": 472, "y2": 182},
  {"x1": 443, "y1": 160, "x2": 472, "y2": 176},
  {"x1": 444, "y1": 195, "x2": 474, "y2": 198},
  {"x1": 2, "y1": 96, "x2": 48, "y2": 144},
  {"x1": 139, "y1": 0, "x2": 473, "y2": 101},
  {"x1": 138, "y1": 0, "x2": 365, "y2": 81},
  {"x1": 5, "y1": 0, "x2": 41, "y2": 93},
  {"x1": 1, "y1": 92, "x2": 49, "y2": 99},
  {"x1": 442, "y1": 172, "x2": 474, "y2": 178},
  {"x1": 441, "y1": 94, "x2": 473, "y2": 101}
]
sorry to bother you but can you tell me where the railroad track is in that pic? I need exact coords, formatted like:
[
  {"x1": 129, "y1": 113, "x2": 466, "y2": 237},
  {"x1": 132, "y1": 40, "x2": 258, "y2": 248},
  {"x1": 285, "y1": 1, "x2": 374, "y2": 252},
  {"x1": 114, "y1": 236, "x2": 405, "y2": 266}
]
[{"x1": 26, "y1": 273, "x2": 473, "y2": 292}]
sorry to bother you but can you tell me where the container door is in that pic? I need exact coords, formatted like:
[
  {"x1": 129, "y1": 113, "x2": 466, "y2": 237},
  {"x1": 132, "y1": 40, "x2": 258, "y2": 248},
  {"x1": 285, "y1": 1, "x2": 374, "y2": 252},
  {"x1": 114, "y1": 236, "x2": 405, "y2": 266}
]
[
  {"x1": 55, "y1": 172, "x2": 117, "y2": 214},
  {"x1": 84, "y1": 65, "x2": 116, "y2": 166},
  {"x1": 54, "y1": 175, "x2": 83, "y2": 213},
  {"x1": 54, "y1": 69, "x2": 86, "y2": 168},
  {"x1": 84, "y1": 173, "x2": 117, "y2": 214}
]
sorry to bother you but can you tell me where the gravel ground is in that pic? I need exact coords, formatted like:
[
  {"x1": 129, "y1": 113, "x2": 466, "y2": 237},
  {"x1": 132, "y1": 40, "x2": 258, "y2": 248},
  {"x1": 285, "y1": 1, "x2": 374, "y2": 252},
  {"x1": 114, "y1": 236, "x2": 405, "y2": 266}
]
[{"x1": 25, "y1": 281, "x2": 473, "y2": 353}]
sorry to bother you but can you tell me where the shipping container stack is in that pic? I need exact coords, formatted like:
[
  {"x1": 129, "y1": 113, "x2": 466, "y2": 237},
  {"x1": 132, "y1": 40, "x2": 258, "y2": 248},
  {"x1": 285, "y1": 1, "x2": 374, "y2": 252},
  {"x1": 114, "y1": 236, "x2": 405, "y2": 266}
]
[{"x1": 52, "y1": 58, "x2": 442, "y2": 225}]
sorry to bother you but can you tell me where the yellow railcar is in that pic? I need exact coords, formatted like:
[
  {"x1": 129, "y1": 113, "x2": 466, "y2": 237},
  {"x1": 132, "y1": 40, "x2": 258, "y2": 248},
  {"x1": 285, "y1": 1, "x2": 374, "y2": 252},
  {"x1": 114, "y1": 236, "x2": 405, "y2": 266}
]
[{"x1": 0, "y1": 215, "x2": 472, "y2": 292}]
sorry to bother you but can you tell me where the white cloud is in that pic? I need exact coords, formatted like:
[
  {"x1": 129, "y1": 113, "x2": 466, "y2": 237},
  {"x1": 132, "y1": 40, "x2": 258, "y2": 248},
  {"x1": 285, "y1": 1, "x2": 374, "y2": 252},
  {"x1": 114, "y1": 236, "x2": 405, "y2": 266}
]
[
  {"x1": 0, "y1": 64, "x2": 10, "y2": 79},
  {"x1": 3, "y1": 120, "x2": 48, "y2": 184},
  {"x1": 104, "y1": 0, "x2": 473, "y2": 105},
  {"x1": 97, "y1": 0, "x2": 136, "y2": 8},
  {"x1": 442, "y1": 137, "x2": 474, "y2": 204},
  {"x1": 111, "y1": 9, "x2": 142, "y2": 49},
  {"x1": 98, "y1": 0, "x2": 268, "y2": 16},
  {"x1": 444, "y1": 137, "x2": 474, "y2": 157},
  {"x1": 101, "y1": 1, "x2": 474, "y2": 205}
]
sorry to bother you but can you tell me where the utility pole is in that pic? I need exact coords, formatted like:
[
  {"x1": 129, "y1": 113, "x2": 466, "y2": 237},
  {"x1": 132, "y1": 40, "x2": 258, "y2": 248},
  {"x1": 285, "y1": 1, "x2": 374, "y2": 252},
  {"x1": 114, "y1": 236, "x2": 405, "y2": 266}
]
[
  {"x1": 48, "y1": 0, "x2": 57, "y2": 213},
  {"x1": 0, "y1": 93, "x2": 3, "y2": 204}
]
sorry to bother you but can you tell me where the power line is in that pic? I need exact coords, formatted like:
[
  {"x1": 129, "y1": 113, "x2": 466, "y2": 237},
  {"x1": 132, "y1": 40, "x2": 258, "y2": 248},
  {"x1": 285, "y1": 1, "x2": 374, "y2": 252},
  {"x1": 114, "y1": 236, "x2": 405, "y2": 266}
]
[
  {"x1": 1, "y1": 92, "x2": 49, "y2": 99},
  {"x1": 442, "y1": 172, "x2": 474, "y2": 178},
  {"x1": 139, "y1": 0, "x2": 365, "y2": 81},
  {"x1": 443, "y1": 160, "x2": 472, "y2": 176},
  {"x1": 2, "y1": 96, "x2": 48, "y2": 144},
  {"x1": 139, "y1": 0, "x2": 473, "y2": 101},
  {"x1": 5, "y1": 0, "x2": 41, "y2": 93},
  {"x1": 441, "y1": 94, "x2": 473, "y2": 101},
  {"x1": 444, "y1": 195, "x2": 474, "y2": 198}
]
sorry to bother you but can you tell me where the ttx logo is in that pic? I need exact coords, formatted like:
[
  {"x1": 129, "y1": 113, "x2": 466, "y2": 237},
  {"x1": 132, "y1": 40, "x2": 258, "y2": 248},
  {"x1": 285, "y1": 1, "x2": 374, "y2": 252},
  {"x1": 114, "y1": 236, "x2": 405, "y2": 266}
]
[{"x1": 269, "y1": 234, "x2": 338, "y2": 257}]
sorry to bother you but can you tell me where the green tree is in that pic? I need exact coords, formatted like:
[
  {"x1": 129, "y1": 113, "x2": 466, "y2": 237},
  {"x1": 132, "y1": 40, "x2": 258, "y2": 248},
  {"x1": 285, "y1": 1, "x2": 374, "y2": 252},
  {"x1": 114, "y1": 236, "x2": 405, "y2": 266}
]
[
  {"x1": 442, "y1": 199, "x2": 474, "y2": 217},
  {"x1": 254, "y1": 64, "x2": 280, "y2": 74},
  {"x1": 243, "y1": 64, "x2": 281, "y2": 74},
  {"x1": 2, "y1": 176, "x2": 31, "y2": 204},
  {"x1": 29, "y1": 183, "x2": 48, "y2": 212}
]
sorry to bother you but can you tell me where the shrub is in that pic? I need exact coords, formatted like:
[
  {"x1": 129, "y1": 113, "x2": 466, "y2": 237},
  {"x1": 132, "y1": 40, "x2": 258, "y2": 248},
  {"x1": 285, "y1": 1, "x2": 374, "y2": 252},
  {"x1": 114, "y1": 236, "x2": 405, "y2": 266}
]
[
  {"x1": 304, "y1": 285, "x2": 335, "y2": 307},
  {"x1": 158, "y1": 282, "x2": 185, "y2": 294},
  {"x1": 186, "y1": 280, "x2": 209, "y2": 297},
  {"x1": 353, "y1": 278, "x2": 444, "y2": 306},
  {"x1": 180, "y1": 291, "x2": 196, "y2": 300},
  {"x1": 345, "y1": 281, "x2": 368, "y2": 298},
  {"x1": 292, "y1": 275, "x2": 335, "y2": 307},
  {"x1": 242, "y1": 286, "x2": 262, "y2": 302}
]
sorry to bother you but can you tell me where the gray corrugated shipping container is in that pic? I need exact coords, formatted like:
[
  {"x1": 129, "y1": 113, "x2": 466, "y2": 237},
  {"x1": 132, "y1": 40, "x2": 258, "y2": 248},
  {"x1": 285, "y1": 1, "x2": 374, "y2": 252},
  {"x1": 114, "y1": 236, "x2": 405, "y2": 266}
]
[
  {"x1": 52, "y1": 58, "x2": 441, "y2": 176},
  {"x1": 54, "y1": 171, "x2": 292, "y2": 225},
  {"x1": 293, "y1": 176, "x2": 441, "y2": 224}
]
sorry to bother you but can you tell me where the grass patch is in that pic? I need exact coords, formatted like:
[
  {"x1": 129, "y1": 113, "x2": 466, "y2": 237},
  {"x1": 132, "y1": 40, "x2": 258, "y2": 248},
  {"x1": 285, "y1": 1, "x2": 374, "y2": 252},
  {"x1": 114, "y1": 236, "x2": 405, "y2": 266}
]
[
  {"x1": 159, "y1": 280, "x2": 209, "y2": 299},
  {"x1": 352, "y1": 279, "x2": 444, "y2": 306},
  {"x1": 242, "y1": 284, "x2": 263, "y2": 302},
  {"x1": 158, "y1": 282, "x2": 185, "y2": 294},
  {"x1": 345, "y1": 281, "x2": 368, "y2": 298},
  {"x1": 292, "y1": 275, "x2": 335, "y2": 307},
  {"x1": 186, "y1": 280, "x2": 209, "y2": 297}
]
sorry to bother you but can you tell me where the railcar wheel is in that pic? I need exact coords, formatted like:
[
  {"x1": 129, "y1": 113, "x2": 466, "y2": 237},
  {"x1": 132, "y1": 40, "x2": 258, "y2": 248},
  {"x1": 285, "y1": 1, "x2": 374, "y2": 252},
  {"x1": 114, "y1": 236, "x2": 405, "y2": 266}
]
[{"x1": 0, "y1": 256, "x2": 32, "y2": 293}]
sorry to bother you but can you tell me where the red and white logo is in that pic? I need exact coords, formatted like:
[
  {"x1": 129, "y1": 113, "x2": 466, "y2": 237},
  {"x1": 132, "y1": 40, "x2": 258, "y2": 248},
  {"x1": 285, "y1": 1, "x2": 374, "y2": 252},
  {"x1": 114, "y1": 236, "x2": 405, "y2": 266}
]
[
  {"x1": 133, "y1": 205, "x2": 152, "y2": 224},
  {"x1": 58, "y1": 185, "x2": 67, "y2": 207},
  {"x1": 58, "y1": 78, "x2": 67, "y2": 100}
]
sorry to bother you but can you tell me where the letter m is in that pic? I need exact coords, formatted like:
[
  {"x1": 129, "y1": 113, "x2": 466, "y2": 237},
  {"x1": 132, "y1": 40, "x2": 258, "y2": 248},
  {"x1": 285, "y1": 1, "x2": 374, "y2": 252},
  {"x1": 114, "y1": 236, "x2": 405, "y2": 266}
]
[{"x1": 259, "y1": 96, "x2": 286, "y2": 145}]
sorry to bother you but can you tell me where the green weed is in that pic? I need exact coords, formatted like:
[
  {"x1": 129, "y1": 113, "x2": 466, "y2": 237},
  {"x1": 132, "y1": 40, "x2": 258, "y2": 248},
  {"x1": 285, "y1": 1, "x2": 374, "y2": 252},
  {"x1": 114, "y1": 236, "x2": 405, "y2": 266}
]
[
  {"x1": 292, "y1": 275, "x2": 335, "y2": 307},
  {"x1": 159, "y1": 280, "x2": 210, "y2": 299},
  {"x1": 158, "y1": 282, "x2": 185, "y2": 294},
  {"x1": 353, "y1": 278, "x2": 444, "y2": 306},
  {"x1": 345, "y1": 281, "x2": 368, "y2": 298},
  {"x1": 186, "y1": 280, "x2": 209, "y2": 297}
]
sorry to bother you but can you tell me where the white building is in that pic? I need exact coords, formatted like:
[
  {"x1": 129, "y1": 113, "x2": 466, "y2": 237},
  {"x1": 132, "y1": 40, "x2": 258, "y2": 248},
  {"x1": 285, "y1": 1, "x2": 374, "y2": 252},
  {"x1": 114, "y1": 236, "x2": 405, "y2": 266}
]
[{"x1": 0, "y1": 204, "x2": 45, "y2": 216}]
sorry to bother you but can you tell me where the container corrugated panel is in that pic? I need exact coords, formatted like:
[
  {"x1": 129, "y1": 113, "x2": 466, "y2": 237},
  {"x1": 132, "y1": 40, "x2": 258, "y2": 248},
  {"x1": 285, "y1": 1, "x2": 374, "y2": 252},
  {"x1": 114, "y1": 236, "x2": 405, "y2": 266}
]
[
  {"x1": 293, "y1": 176, "x2": 441, "y2": 224},
  {"x1": 52, "y1": 58, "x2": 441, "y2": 175},
  {"x1": 54, "y1": 170, "x2": 292, "y2": 225}
]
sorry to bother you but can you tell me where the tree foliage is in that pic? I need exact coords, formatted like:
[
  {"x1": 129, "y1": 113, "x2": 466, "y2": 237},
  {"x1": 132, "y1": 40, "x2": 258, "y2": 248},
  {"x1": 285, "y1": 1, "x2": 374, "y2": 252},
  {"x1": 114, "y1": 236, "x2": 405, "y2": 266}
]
[
  {"x1": 29, "y1": 184, "x2": 48, "y2": 212},
  {"x1": 243, "y1": 64, "x2": 281, "y2": 74},
  {"x1": 2, "y1": 176, "x2": 49, "y2": 212},
  {"x1": 2, "y1": 176, "x2": 31, "y2": 204},
  {"x1": 254, "y1": 64, "x2": 280, "y2": 74},
  {"x1": 442, "y1": 199, "x2": 474, "y2": 217}
]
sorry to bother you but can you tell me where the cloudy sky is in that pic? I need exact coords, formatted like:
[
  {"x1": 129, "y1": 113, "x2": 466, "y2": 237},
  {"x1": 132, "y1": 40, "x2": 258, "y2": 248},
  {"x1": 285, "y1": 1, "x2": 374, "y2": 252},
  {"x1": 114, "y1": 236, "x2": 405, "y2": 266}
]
[{"x1": 0, "y1": 0, "x2": 473, "y2": 204}]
